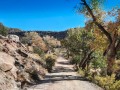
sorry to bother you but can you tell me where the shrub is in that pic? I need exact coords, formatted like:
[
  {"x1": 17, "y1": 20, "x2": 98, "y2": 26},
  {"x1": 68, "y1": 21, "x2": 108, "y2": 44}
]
[
  {"x1": 70, "y1": 55, "x2": 81, "y2": 64},
  {"x1": 0, "y1": 23, "x2": 8, "y2": 36},
  {"x1": 78, "y1": 68, "x2": 86, "y2": 77},
  {"x1": 91, "y1": 51, "x2": 107, "y2": 69},
  {"x1": 110, "y1": 80, "x2": 120, "y2": 90},
  {"x1": 21, "y1": 32, "x2": 48, "y2": 51},
  {"x1": 43, "y1": 35, "x2": 61, "y2": 48},
  {"x1": 29, "y1": 69, "x2": 41, "y2": 82},
  {"x1": 33, "y1": 46, "x2": 44, "y2": 56},
  {"x1": 94, "y1": 74, "x2": 115, "y2": 89},
  {"x1": 78, "y1": 67, "x2": 120, "y2": 90},
  {"x1": 71, "y1": 55, "x2": 82, "y2": 71},
  {"x1": 93, "y1": 74, "x2": 120, "y2": 90},
  {"x1": 21, "y1": 37, "x2": 30, "y2": 44},
  {"x1": 27, "y1": 68, "x2": 45, "y2": 82},
  {"x1": 45, "y1": 55, "x2": 56, "y2": 73}
]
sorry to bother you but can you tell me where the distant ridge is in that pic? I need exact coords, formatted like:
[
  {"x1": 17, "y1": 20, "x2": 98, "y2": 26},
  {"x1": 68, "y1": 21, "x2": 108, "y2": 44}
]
[
  {"x1": 9, "y1": 30, "x2": 67, "y2": 40},
  {"x1": 0, "y1": 23, "x2": 67, "y2": 39}
]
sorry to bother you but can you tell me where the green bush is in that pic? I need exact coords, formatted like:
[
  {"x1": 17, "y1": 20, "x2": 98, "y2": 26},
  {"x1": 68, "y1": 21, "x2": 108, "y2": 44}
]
[
  {"x1": 71, "y1": 55, "x2": 82, "y2": 71},
  {"x1": 21, "y1": 37, "x2": 30, "y2": 44},
  {"x1": 78, "y1": 68, "x2": 86, "y2": 77},
  {"x1": 78, "y1": 65, "x2": 120, "y2": 90},
  {"x1": 94, "y1": 74, "x2": 115, "y2": 89},
  {"x1": 0, "y1": 24, "x2": 8, "y2": 36},
  {"x1": 26, "y1": 68, "x2": 44, "y2": 82},
  {"x1": 91, "y1": 51, "x2": 107, "y2": 69},
  {"x1": 45, "y1": 56, "x2": 56, "y2": 73},
  {"x1": 70, "y1": 55, "x2": 81, "y2": 64},
  {"x1": 33, "y1": 46, "x2": 44, "y2": 56},
  {"x1": 93, "y1": 74, "x2": 120, "y2": 90},
  {"x1": 110, "y1": 80, "x2": 120, "y2": 90}
]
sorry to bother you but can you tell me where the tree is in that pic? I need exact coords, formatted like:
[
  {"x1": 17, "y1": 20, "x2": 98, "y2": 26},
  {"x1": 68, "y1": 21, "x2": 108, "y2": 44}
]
[
  {"x1": 21, "y1": 32, "x2": 48, "y2": 51},
  {"x1": 77, "y1": 0, "x2": 120, "y2": 75},
  {"x1": 62, "y1": 27, "x2": 94, "y2": 69},
  {"x1": 0, "y1": 23, "x2": 8, "y2": 36}
]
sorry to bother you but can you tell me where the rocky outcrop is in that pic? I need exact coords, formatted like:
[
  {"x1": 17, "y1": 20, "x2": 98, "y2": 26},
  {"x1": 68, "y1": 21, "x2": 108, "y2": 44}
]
[{"x1": 0, "y1": 35, "x2": 46, "y2": 89}]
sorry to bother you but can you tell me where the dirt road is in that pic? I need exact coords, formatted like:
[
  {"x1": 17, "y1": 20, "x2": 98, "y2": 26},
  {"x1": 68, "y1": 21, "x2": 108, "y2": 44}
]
[{"x1": 28, "y1": 57, "x2": 103, "y2": 90}]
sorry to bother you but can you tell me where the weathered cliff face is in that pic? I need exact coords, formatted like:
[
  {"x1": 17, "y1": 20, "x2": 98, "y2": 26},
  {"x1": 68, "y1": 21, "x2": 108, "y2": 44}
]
[{"x1": 0, "y1": 35, "x2": 46, "y2": 90}]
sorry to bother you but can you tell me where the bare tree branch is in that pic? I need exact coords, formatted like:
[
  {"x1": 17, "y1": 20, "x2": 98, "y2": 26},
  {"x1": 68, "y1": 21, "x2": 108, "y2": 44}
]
[
  {"x1": 81, "y1": 0, "x2": 112, "y2": 44},
  {"x1": 116, "y1": 39, "x2": 120, "y2": 50}
]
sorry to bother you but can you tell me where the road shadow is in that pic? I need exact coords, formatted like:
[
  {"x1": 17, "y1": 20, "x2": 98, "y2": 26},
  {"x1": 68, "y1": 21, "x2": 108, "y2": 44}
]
[
  {"x1": 57, "y1": 61, "x2": 71, "y2": 65},
  {"x1": 52, "y1": 66, "x2": 75, "y2": 73},
  {"x1": 32, "y1": 74, "x2": 89, "y2": 85}
]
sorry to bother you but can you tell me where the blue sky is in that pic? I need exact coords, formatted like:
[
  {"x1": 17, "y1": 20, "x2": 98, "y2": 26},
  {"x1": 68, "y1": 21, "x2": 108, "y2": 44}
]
[{"x1": 0, "y1": 0, "x2": 120, "y2": 31}]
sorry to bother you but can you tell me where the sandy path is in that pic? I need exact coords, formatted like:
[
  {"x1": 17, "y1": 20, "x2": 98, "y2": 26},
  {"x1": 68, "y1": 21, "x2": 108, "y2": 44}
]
[{"x1": 27, "y1": 57, "x2": 103, "y2": 90}]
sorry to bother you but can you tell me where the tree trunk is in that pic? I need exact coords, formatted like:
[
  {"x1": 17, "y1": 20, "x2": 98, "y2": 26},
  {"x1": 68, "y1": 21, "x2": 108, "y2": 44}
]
[
  {"x1": 107, "y1": 43, "x2": 116, "y2": 75},
  {"x1": 79, "y1": 51, "x2": 94, "y2": 69}
]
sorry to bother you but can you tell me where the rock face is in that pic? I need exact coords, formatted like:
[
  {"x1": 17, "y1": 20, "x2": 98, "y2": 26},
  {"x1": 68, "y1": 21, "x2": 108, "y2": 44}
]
[{"x1": 0, "y1": 35, "x2": 46, "y2": 89}]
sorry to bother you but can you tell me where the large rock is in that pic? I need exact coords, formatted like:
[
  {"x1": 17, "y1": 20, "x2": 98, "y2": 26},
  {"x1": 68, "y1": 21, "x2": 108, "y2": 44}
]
[
  {"x1": 0, "y1": 52, "x2": 15, "y2": 66},
  {"x1": 0, "y1": 52, "x2": 17, "y2": 78},
  {"x1": 7, "y1": 34, "x2": 19, "y2": 42},
  {"x1": 0, "y1": 63, "x2": 13, "y2": 72}
]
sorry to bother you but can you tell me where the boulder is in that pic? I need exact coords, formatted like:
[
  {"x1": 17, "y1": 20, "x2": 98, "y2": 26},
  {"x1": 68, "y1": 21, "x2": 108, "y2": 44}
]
[
  {"x1": 0, "y1": 52, "x2": 17, "y2": 78},
  {"x1": 0, "y1": 52, "x2": 15, "y2": 67},
  {"x1": 7, "y1": 34, "x2": 19, "y2": 42},
  {"x1": 0, "y1": 70, "x2": 18, "y2": 90},
  {"x1": 0, "y1": 63, "x2": 13, "y2": 72}
]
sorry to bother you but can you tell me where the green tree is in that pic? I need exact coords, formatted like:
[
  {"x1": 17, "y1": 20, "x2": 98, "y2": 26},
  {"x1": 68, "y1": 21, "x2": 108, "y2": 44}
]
[
  {"x1": 77, "y1": 0, "x2": 120, "y2": 75},
  {"x1": 0, "y1": 23, "x2": 8, "y2": 36},
  {"x1": 62, "y1": 27, "x2": 94, "y2": 69}
]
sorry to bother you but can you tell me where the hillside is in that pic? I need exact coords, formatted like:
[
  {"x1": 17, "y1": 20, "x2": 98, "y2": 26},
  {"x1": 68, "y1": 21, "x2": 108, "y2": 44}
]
[{"x1": 0, "y1": 35, "x2": 47, "y2": 90}]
